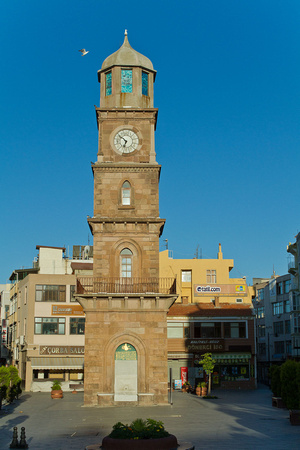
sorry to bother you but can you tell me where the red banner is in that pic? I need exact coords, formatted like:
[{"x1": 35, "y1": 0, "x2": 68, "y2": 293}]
[{"x1": 181, "y1": 367, "x2": 188, "y2": 384}]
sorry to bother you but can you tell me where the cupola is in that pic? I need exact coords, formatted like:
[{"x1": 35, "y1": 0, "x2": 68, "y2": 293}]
[{"x1": 98, "y1": 31, "x2": 156, "y2": 109}]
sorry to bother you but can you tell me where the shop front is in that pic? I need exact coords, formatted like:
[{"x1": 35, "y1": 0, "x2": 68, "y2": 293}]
[
  {"x1": 28, "y1": 345, "x2": 84, "y2": 391},
  {"x1": 194, "y1": 352, "x2": 252, "y2": 388},
  {"x1": 186, "y1": 339, "x2": 255, "y2": 389}
]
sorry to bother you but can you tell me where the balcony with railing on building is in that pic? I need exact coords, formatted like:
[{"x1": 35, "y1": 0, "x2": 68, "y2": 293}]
[{"x1": 76, "y1": 276, "x2": 176, "y2": 295}]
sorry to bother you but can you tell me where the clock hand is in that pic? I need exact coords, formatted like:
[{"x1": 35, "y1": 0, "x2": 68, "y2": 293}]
[{"x1": 121, "y1": 137, "x2": 127, "y2": 147}]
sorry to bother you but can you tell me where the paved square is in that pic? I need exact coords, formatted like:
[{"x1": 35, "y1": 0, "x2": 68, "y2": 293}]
[{"x1": 0, "y1": 385, "x2": 299, "y2": 449}]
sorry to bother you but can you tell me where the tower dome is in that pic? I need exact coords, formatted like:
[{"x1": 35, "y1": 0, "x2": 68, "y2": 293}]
[
  {"x1": 100, "y1": 30, "x2": 154, "y2": 73},
  {"x1": 98, "y1": 32, "x2": 156, "y2": 108}
]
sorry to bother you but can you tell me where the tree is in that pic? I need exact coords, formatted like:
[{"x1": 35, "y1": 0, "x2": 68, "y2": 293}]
[
  {"x1": 269, "y1": 365, "x2": 281, "y2": 397},
  {"x1": 280, "y1": 360, "x2": 300, "y2": 410},
  {"x1": 199, "y1": 352, "x2": 215, "y2": 395},
  {"x1": 0, "y1": 366, "x2": 22, "y2": 407}
]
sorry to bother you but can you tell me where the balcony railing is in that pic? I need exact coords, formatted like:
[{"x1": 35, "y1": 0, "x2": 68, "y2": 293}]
[{"x1": 76, "y1": 277, "x2": 177, "y2": 295}]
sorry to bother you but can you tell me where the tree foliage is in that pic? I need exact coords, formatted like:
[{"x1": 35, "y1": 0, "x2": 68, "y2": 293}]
[
  {"x1": 280, "y1": 360, "x2": 300, "y2": 410},
  {"x1": 199, "y1": 352, "x2": 215, "y2": 395},
  {"x1": 0, "y1": 366, "x2": 22, "y2": 405},
  {"x1": 269, "y1": 365, "x2": 281, "y2": 397},
  {"x1": 199, "y1": 353, "x2": 215, "y2": 374}
]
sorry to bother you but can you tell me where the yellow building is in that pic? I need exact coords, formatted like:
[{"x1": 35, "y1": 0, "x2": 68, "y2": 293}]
[
  {"x1": 160, "y1": 245, "x2": 256, "y2": 390},
  {"x1": 160, "y1": 244, "x2": 253, "y2": 306}
]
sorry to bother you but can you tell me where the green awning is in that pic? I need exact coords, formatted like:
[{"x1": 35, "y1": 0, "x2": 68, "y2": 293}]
[{"x1": 212, "y1": 353, "x2": 251, "y2": 362}]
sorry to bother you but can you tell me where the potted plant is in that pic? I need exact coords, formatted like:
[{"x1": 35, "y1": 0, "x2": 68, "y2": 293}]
[
  {"x1": 195, "y1": 382, "x2": 201, "y2": 396},
  {"x1": 101, "y1": 418, "x2": 178, "y2": 449},
  {"x1": 280, "y1": 360, "x2": 300, "y2": 425},
  {"x1": 200, "y1": 381, "x2": 207, "y2": 397},
  {"x1": 51, "y1": 380, "x2": 63, "y2": 399},
  {"x1": 182, "y1": 381, "x2": 191, "y2": 393}
]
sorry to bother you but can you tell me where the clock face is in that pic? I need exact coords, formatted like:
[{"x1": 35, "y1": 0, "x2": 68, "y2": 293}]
[{"x1": 114, "y1": 129, "x2": 139, "y2": 154}]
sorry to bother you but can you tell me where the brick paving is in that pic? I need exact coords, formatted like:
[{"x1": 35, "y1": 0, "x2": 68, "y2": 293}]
[{"x1": 0, "y1": 385, "x2": 299, "y2": 449}]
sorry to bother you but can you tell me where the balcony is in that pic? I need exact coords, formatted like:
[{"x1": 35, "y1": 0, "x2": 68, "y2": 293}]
[
  {"x1": 287, "y1": 242, "x2": 297, "y2": 256},
  {"x1": 76, "y1": 277, "x2": 177, "y2": 296},
  {"x1": 288, "y1": 261, "x2": 298, "y2": 276}
]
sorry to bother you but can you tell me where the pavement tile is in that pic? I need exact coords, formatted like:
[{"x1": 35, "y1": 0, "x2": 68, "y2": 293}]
[{"x1": 0, "y1": 385, "x2": 299, "y2": 449}]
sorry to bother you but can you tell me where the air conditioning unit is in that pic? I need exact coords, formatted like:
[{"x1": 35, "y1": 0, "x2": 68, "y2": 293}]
[{"x1": 19, "y1": 335, "x2": 25, "y2": 345}]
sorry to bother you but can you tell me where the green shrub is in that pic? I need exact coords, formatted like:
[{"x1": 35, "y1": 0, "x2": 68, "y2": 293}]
[
  {"x1": 109, "y1": 418, "x2": 170, "y2": 440},
  {"x1": 51, "y1": 380, "x2": 62, "y2": 390},
  {"x1": 269, "y1": 365, "x2": 281, "y2": 397},
  {"x1": 0, "y1": 365, "x2": 22, "y2": 404},
  {"x1": 280, "y1": 360, "x2": 300, "y2": 410}
]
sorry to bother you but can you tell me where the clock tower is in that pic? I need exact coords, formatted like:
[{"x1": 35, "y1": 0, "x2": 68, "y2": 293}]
[
  {"x1": 76, "y1": 32, "x2": 177, "y2": 406},
  {"x1": 90, "y1": 31, "x2": 163, "y2": 279}
]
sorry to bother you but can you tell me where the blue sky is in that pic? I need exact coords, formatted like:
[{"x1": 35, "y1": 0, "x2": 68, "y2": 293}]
[{"x1": 1, "y1": 1, "x2": 300, "y2": 284}]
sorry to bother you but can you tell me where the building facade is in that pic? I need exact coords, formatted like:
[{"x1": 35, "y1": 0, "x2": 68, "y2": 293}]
[
  {"x1": 160, "y1": 247, "x2": 256, "y2": 389},
  {"x1": 252, "y1": 274, "x2": 292, "y2": 384},
  {"x1": 287, "y1": 232, "x2": 300, "y2": 359},
  {"x1": 7, "y1": 245, "x2": 92, "y2": 391},
  {"x1": 0, "y1": 283, "x2": 10, "y2": 365}
]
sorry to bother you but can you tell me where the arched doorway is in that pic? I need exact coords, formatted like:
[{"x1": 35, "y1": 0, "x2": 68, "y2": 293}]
[{"x1": 114, "y1": 343, "x2": 138, "y2": 401}]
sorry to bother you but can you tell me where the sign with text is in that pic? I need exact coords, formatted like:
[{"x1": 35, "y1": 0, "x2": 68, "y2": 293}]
[
  {"x1": 39, "y1": 345, "x2": 85, "y2": 355},
  {"x1": 51, "y1": 304, "x2": 84, "y2": 316},
  {"x1": 187, "y1": 339, "x2": 225, "y2": 352},
  {"x1": 194, "y1": 284, "x2": 246, "y2": 296}
]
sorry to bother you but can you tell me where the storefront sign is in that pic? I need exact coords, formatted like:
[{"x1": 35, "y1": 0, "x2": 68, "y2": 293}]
[
  {"x1": 51, "y1": 304, "x2": 84, "y2": 316},
  {"x1": 187, "y1": 339, "x2": 224, "y2": 352},
  {"x1": 39, "y1": 345, "x2": 85, "y2": 355},
  {"x1": 194, "y1": 284, "x2": 246, "y2": 296}
]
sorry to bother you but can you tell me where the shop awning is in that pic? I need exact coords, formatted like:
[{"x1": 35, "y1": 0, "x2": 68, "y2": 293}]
[
  {"x1": 212, "y1": 353, "x2": 251, "y2": 362},
  {"x1": 30, "y1": 357, "x2": 84, "y2": 370}
]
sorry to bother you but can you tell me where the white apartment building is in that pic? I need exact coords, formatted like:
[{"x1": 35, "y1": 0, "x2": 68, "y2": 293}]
[{"x1": 7, "y1": 245, "x2": 92, "y2": 391}]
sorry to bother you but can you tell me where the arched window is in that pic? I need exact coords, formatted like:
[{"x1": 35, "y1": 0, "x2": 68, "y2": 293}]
[
  {"x1": 121, "y1": 181, "x2": 131, "y2": 205},
  {"x1": 120, "y1": 248, "x2": 133, "y2": 278}
]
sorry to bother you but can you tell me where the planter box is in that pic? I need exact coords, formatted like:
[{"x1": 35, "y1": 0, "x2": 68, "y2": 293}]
[
  {"x1": 101, "y1": 434, "x2": 178, "y2": 449},
  {"x1": 290, "y1": 410, "x2": 300, "y2": 426},
  {"x1": 51, "y1": 389, "x2": 63, "y2": 399},
  {"x1": 272, "y1": 397, "x2": 285, "y2": 408}
]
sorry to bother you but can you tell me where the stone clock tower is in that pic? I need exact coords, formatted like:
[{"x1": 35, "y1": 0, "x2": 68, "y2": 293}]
[{"x1": 76, "y1": 32, "x2": 177, "y2": 406}]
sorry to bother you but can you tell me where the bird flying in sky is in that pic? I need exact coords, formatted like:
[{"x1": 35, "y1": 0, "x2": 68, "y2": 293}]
[{"x1": 79, "y1": 49, "x2": 89, "y2": 56}]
